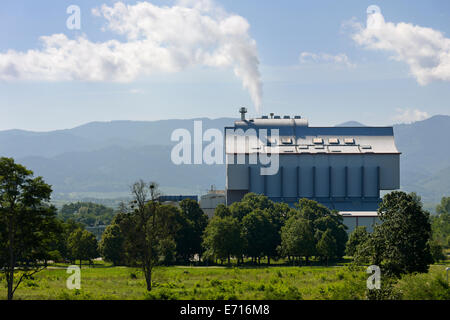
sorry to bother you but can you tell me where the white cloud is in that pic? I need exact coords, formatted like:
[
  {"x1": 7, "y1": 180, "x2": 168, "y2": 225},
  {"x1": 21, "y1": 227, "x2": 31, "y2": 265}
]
[
  {"x1": 0, "y1": 0, "x2": 262, "y2": 112},
  {"x1": 350, "y1": 6, "x2": 450, "y2": 85},
  {"x1": 299, "y1": 52, "x2": 355, "y2": 68},
  {"x1": 392, "y1": 108, "x2": 430, "y2": 124}
]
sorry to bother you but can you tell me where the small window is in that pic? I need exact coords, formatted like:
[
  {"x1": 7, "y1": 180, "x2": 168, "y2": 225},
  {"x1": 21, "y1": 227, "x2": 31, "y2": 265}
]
[
  {"x1": 361, "y1": 145, "x2": 372, "y2": 150},
  {"x1": 344, "y1": 138, "x2": 355, "y2": 144},
  {"x1": 281, "y1": 138, "x2": 293, "y2": 145},
  {"x1": 313, "y1": 138, "x2": 323, "y2": 144},
  {"x1": 315, "y1": 146, "x2": 325, "y2": 149},
  {"x1": 298, "y1": 145, "x2": 309, "y2": 150},
  {"x1": 328, "y1": 138, "x2": 339, "y2": 144},
  {"x1": 267, "y1": 137, "x2": 277, "y2": 145}
]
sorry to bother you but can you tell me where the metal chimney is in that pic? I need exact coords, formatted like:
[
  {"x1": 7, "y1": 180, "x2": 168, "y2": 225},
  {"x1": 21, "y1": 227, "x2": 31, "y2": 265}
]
[{"x1": 239, "y1": 107, "x2": 248, "y2": 121}]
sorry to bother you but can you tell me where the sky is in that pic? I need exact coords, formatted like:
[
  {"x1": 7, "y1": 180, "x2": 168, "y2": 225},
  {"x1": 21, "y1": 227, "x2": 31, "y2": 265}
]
[{"x1": 0, "y1": 0, "x2": 449, "y2": 131}]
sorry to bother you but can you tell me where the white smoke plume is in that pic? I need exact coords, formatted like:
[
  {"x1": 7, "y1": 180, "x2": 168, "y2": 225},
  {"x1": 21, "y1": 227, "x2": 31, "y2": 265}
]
[
  {"x1": 0, "y1": 0, "x2": 263, "y2": 112},
  {"x1": 350, "y1": 5, "x2": 450, "y2": 85}
]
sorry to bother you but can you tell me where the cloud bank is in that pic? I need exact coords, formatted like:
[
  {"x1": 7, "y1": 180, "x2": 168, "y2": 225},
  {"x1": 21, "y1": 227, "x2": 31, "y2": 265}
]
[
  {"x1": 350, "y1": 6, "x2": 450, "y2": 85},
  {"x1": 0, "y1": 0, "x2": 262, "y2": 111}
]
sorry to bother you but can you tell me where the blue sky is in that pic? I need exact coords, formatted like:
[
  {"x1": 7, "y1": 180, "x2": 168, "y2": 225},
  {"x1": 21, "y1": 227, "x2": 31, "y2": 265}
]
[{"x1": 0, "y1": 0, "x2": 449, "y2": 131}]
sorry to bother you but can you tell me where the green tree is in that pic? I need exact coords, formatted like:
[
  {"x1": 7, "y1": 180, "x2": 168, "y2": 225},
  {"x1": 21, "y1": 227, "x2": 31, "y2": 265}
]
[
  {"x1": 0, "y1": 157, "x2": 60, "y2": 300},
  {"x1": 59, "y1": 202, "x2": 115, "y2": 227},
  {"x1": 175, "y1": 199, "x2": 208, "y2": 263},
  {"x1": 67, "y1": 228, "x2": 98, "y2": 267},
  {"x1": 229, "y1": 193, "x2": 274, "y2": 221},
  {"x1": 429, "y1": 240, "x2": 445, "y2": 263},
  {"x1": 346, "y1": 226, "x2": 369, "y2": 257},
  {"x1": 242, "y1": 209, "x2": 277, "y2": 264},
  {"x1": 436, "y1": 196, "x2": 450, "y2": 214},
  {"x1": 280, "y1": 217, "x2": 316, "y2": 265},
  {"x1": 294, "y1": 198, "x2": 348, "y2": 259},
  {"x1": 48, "y1": 218, "x2": 84, "y2": 263},
  {"x1": 214, "y1": 204, "x2": 231, "y2": 218},
  {"x1": 316, "y1": 229, "x2": 337, "y2": 266},
  {"x1": 119, "y1": 181, "x2": 179, "y2": 291},
  {"x1": 431, "y1": 198, "x2": 450, "y2": 248},
  {"x1": 360, "y1": 191, "x2": 433, "y2": 277},
  {"x1": 203, "y1": 215, "x2": 244, "y2": 264},
  {"x1": 98, "y1": 224, "x2": 125, "y2": 265}
]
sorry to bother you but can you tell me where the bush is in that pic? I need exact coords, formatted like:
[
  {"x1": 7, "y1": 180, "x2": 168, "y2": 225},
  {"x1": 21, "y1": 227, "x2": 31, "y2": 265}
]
[
  {"x1": 396, "y1": 272, "x2": 450, "y2": 300},
  {"x1": 366, "y1": 278, "x2": 402, "y2": 300},
  {"x1": 144, "y1": 288, "x2": 179, "y2": 300},
  {"x1": 262, "y1": 284, "x2": 303, "y2": 300}
]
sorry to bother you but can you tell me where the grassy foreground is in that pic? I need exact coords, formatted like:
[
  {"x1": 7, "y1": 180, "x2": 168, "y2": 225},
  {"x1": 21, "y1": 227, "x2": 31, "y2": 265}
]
[{"x1": 1, "y1": 263, "x2": 448, "y2": 300}]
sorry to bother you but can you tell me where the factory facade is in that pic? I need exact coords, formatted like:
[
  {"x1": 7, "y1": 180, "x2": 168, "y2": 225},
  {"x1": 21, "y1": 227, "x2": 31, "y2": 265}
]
[{"x1": 225, "y1": 110, "x2": 400, "y2": 232}]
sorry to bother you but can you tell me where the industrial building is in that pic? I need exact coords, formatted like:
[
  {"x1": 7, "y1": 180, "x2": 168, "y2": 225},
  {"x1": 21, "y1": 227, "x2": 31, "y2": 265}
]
[
  {"x1": 199, "y1": 186, "x2": 226, "y2": 218},
  {"x1": 225, "y1": 109, "x2": 400, "y2": 232}
]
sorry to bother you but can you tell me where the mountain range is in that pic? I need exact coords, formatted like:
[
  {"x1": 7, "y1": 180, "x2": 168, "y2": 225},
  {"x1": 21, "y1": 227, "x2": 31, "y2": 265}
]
[{"x1": 1, "y1": 115, "x2": 449, "y2": 207}]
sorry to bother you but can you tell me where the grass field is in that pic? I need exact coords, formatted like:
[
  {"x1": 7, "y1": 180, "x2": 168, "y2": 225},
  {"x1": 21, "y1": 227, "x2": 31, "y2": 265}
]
[{"x1": 1, "y1": 262, "x2": 449, "y2": 300}]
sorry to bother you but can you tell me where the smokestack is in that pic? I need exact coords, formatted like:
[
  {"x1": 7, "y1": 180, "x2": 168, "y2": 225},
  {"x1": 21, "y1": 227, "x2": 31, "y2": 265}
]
[{"x1": 239, "y1": 107, "x2": 248, "y2": 121}]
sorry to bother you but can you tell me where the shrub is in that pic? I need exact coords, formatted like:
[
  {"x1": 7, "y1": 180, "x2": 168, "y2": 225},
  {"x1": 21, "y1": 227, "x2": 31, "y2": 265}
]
[
  {"x1": 144, "y1": 288, "x2": 179, "y2": 300},
  {"x1": 396, "y1": 273, "x2": 450, "y2": 300},
  {"x1": 262, "y1": 284, "x2": 303, "y2": 300}
]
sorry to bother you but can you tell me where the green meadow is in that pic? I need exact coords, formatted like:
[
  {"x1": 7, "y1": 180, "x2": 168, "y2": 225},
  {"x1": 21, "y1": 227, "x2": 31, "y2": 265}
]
[{"x1": 1, "y1": 263, "x2": 448, "y2": 300}]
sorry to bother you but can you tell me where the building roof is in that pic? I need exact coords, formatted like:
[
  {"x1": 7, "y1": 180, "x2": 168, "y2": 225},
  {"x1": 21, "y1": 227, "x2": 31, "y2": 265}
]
[
  {"x1": 225, "y1": 117, "x2": 400, "y2": 155},
  {"x1": 339, "y1": 211, "x2": 379, "y2": 217}
]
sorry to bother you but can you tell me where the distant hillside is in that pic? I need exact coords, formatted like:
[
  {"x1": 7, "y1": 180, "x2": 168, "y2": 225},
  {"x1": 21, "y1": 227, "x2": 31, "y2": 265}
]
[
  {"x1": 0, "y1": 118, "x2": 237, "y2": 159},
  {"x1": 335, "y1": 121, "x2": 366, "y2": 127},
  {"x1": 1, "y1": 115, "x2": 449, "y2": 204},
  {"x1": 394, "y1": 115, "x2": 450, "y2": 203}
]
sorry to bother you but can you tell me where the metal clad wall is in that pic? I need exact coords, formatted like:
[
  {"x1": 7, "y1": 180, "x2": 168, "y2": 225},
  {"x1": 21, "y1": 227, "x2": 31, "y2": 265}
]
[
  {"x1": 343, "y1": 217, "x2": 357, "y2": 232},
  {"x1": 347, "y1": 165, "x2": 362, "y2": 197},
  {"x1": 266, "y1": 169, "x2": 282, "y2": 197},
  {"x1": 298, "y1": 155, "x2": 314, "y2": 197},
  {"x1": 249, "y1": 165, "x2": 265, "y2": 194},
  {"x1": 328, "y1": 155, "x2": 345, "y2": 198}
]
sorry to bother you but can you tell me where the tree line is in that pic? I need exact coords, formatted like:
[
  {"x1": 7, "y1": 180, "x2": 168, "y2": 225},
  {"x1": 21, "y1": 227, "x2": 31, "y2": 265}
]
[{"x1": 1, "y1": 157, "x2": 448, "y2": 299}]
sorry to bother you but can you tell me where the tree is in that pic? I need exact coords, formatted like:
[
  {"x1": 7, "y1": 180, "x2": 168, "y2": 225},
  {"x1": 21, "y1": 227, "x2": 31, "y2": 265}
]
[
  {"x1": 314, "y1": 215, "x2": 348, "y2": 259},
  {"x1": 49, "y1": 218, "x2": 84, "y2": 263},
  {"x1": 429, "y1": 240, "x2": 445, "y2": 263},
  {"x1": 119, "y1": 181, "x2": 179, "y2": 291},
  {"x1": 346, "y1": 226, "x2": 369, "y2": 257},
  {"x1": 99, "y1": 224, "x2": 125, "y2": 265},
  {"x1": 58, "y1": 202, "x2": 116, "y2": 227},
  {"x1": 175, "y1": 199, "x2": 208, "y2": 263},
  {"x1": 229, "y1": 193, "x2": 273, "y2": 221},
  {"x1": 67, "y1": 228, "x2": 98, "y2": 267},
  {"x1": 214, "y1": 204, "x2": 231, "y2": 218},
  {"x1": 0, "y1": 157, "x2": 60, "y2": 300},
  {"x1": 203, "y1": 215, "x2": 244, "y2": 264},
  {"x1": 436, "y1": 196, "x2": 450, "y2": 215},
  {"x1": 360, "y1": 191, "x2": 433, "y2": 277},
  {"x1": 293, "y1": 198, "x2": 348, "y2": 260},
  {"x1": 316, "y1": 230, "x2": 337, "y2": 266},
  {"x1": 280, "y1": 217, "x2": 316, "y2": 265},
  {"x1": 431, "y1": 199, "x2": 450, "y2": 248},
  {"x1": 242, "y1": 209, "x2": 277, "y2": 264}
]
